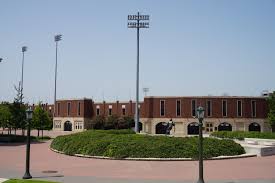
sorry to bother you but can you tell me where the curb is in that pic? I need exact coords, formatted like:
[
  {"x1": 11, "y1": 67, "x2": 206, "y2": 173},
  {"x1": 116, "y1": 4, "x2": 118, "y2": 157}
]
[
  {"x1": 0, "y1": 178, "x2": 8, "y2": 183},
  {"x1": 50, "y1": 147, "x2": 257, "y2": 161}
]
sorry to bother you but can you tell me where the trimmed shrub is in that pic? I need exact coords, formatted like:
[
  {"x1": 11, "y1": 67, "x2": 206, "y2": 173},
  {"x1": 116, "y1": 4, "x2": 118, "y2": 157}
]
[
  {"x1": 211, "y1": 131, "x2": 275, "y2": 140},
  {"x1": 51, "y1": 130, "x2": 245, "y2": 159}
]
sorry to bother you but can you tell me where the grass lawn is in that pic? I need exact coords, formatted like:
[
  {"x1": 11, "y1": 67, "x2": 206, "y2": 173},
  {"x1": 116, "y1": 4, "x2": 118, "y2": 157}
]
[{"x1": 4, "y1": 179, "x2": 59, "y2": 183}]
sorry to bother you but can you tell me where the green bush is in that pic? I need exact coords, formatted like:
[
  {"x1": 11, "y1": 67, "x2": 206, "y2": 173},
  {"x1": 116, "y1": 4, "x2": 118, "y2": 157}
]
[
  {"x1": 51, "y1": 130, "x2": 245, "y2": 159},
  {"x1": 211, "y1": 131, "x2": 275, "y2": 140},
  {"x1": 93, "y1": 115, "x2": 135, "y2": 130}
]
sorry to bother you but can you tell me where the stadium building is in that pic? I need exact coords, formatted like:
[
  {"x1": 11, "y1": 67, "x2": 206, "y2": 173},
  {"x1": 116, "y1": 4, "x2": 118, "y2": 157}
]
[{"x1": 50, "y1": 95, "x2": 270, "y2": 136}]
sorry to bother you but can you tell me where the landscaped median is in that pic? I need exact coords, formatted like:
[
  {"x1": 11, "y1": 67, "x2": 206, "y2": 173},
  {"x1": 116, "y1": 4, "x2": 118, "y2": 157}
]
[
  {"x1": 210, "y1": 131, "x2": 275, "y2": 140},
  {"x1": 50, "y1": 129, "x2": 246, "y2": 160}
]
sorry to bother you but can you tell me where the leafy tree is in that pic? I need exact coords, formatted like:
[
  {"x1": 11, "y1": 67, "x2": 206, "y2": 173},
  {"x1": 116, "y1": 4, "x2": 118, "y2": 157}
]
[
  {"x1": 0, "y1": 102, "x2": 12, "y2": 133},
  {"x1": 9, "y1": 83, "x2": 26, "y2": 135},
  {"x1": 267, "y1": 91, "x2": 275, "y2": 132},
  {"x1": 32, "y1": 103, "x2": 52, "y2": 137},
  {"x1": 9, "y1": 101, "x2": 26, "y2": 135},
  {"x1": 122, "y1": 116, "x2": 135, "y2": 129},
  {"x1": 93, "y1": 115, "x2": 106, "y2": 129},
  {"x1": 105, "y1": 115, "x2": 119, "y2": 130}
]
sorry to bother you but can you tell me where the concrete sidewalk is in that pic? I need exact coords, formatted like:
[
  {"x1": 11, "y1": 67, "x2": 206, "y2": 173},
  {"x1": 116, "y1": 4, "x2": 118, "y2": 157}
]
[{"x1": 0, "y1": 178, "x2": 8, "y2": 183}]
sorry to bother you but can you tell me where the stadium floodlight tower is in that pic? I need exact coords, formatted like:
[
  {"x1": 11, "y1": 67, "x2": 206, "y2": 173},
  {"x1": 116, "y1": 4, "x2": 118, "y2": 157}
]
[
  {"x1": 54, "y1": 34, "x2": 62, "y2": 116},
  {"x1": 127, "y1": 12, "x2": 149, "y2": 133},
  {"x1": 143, "y1": 87, "x2": 149, "y2": 97}
]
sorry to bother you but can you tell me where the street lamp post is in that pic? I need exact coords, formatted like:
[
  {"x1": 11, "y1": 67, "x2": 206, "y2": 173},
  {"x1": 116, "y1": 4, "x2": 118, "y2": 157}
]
[
  {"x1": 54, "y1": 34, "x2": 62, "y2": 116},
  {"x1": 196, "y1": 106, "x2": 205, "y2": 183},
  {"x1": 23, "y1": 107, "x2": 33, "y2": 179},
  {"x1": 127, "y1": 12, "x2": 149, "y2": 133},
  {"x1": 21, "y1": 46, "x2": 27, "y2": 103}
]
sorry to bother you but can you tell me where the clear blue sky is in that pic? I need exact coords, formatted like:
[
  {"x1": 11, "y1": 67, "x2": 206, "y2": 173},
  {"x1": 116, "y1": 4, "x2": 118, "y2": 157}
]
[{"x1": 0, "y1": 0, "x2": 274, "y2": 104}]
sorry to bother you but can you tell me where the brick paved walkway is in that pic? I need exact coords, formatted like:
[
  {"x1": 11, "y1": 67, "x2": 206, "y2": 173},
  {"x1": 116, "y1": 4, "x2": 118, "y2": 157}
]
[{"x1": 1, "y1": 131, "x2": 275, "y2": 182}]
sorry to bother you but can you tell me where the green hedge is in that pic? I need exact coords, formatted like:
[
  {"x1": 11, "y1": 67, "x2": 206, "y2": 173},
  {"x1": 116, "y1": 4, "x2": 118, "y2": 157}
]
[
  {"x1": 51, "y1": 129, "x2": 245, "y2": 159},
  {"x1": 210, "y1": 131, "x2": 275, "y2": 140}
]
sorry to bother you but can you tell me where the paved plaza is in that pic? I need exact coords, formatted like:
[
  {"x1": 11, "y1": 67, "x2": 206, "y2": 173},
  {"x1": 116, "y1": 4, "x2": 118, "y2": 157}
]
[{"x1": 0, "y1": 131, "x2": 275, "y2": 183}]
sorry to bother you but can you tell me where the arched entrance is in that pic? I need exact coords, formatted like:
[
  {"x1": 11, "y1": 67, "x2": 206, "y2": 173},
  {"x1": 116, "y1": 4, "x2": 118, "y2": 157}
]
[
  {"x1": 218, "y1": 122, "x2": 232, "y2": 131},
  {"x1": 138, "y1": 122, "x2": 143, "y2": 132},
  {"x1": 249, "y1": 122, "x2": 261, "y2": 132},
  {"x1": 64, "y1": 121, "x2": 72, "y2": 131},
  {"x1": 188, "y1": 122, "x2": 199, "y2": 135},
  {"x1": 155, "y1": 122, "x2": 166, "y2": 134}
]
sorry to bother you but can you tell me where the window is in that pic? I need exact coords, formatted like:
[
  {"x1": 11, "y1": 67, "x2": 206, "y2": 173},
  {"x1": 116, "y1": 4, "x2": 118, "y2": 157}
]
[
  {"x1": 54, "y1": 121, "x2": 61, "y2": 128},
  {"x1": 108, "y1": 105, "x2": 112, "y2": 116},
  {"x1": 176, "y1": 100, "x2": 181, "y2": 116},
  {"x1": 251, "y1": 100, "x2": 256, "y2": 117},
  {"x1": 96, "y1": 108, "x2": 100, "y2": 116},
  {"x1": 222, "y1": 100, "x2": 227, "y2": 117},
  {"x1": 237, "y1": 100, "x2": 242, "y2": 117},
  {"x1": 122, "y1": 105, "x2": 126, "y2": 116},
  {"x1": 49, "y1": 107, "x2": 52, "y2": 115},
  {"x1": 57, "y1": 103, "x2": 60, "y2": 116},
  {"x1": 160, "y1": 100, "x2": 165, "y2": 116},
  {"x1": 75, "y1": 122, "x2": 83, "y2": 130},
  {"x1": 205, "y1": 123, "x2": 213, "y2": 132},
  {"x1": 191, "y1": 100, "x2": 196, "y2": 117},
  {"x1": 206, "y1": 100, "x2": 212, "y2": 117},
  {"x1": 78, "y1": 102, "x2": 81, "y2": 116},
  {"x1": 96, "y1": 105, "x2": 100, "y2": 116},
  {"x1": 67, "y1": 102, "x2": 71, "y2": 116}
]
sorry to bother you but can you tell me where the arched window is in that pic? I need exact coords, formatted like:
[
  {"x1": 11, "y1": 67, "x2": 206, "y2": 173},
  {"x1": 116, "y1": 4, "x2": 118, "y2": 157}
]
[
  {"x1": 155, "y1": 122, "x2": 167, "y2": 134},
  {"x1": 64, "y1": 121, "x2": 72, "y2": 131},
  {"x1": 248, "y1": 122, "x2": 261, "y2": 132},
  {"x1": 218, "y1": 122, "x2": 232, "y2": 131},
  {"x1": 188, "y1": 122, "x2": 199, "y2": 135}
]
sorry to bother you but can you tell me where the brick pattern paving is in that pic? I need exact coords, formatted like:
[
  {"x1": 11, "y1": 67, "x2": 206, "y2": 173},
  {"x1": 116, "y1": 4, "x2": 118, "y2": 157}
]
[{"x1": 1, "y1": 130, "x2": 275, "y2": 181}]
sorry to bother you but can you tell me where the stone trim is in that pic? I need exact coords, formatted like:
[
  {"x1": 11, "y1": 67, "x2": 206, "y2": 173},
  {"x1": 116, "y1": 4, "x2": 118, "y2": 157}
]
[{"x1": 50, "y1": 147, "x2": 256, "y2": 161}]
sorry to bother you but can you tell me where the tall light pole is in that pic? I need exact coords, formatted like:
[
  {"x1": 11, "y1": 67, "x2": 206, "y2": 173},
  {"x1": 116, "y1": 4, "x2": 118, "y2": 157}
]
[
  {"x1": 21, "y1": 46, "x2": 27, "y2": 103},
  {"x1": 128, "y1": 12, "x2": 149, "y2": 133},
  {"x1": 196, "y1": 106, "x2": 205, "y2": 183},
  {"x1": 54, "y1": 34, "x2": 62, "y2": 116},
  {"x1": 143, "y1": 87, "x2": 149, "y2": 97}
]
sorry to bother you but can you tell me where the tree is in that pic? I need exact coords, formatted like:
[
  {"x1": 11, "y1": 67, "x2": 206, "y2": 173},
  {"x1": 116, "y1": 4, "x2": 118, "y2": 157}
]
[
  {"x1": 105, "y1": 115, "x2": 119, "y2": 129},
  {"x1": 122, "y1": 116, "x2": 135, "y2": 129},
  {"x1": 9, "y1": 102, "x2": 26, "y2": 135},
  {"x1": 267, "y1": 91, "x2": 275, "y2": 132},
  {"x1": 0, "y1": 102, "x2": 12, "y2": 133},
  {"x1": 32, "y1": 103, "x2": 52, "y2": 138},
  {"x1": 9, "y1": 82, "x2": 26, "y2": 135},
  {"x1": 93, "y1": 115, "x2": 105, "y2": 129}
]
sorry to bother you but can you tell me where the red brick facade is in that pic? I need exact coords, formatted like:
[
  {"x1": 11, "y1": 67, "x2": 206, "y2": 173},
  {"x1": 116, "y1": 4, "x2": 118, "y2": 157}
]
[{"x1": 53, "y1": 96, "x2": 267, "y2": 119}]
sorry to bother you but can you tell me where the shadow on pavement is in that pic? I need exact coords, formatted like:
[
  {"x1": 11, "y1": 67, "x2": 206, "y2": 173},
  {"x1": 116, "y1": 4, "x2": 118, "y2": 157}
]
[
  {"x1": 0, "y1": 140, "x2": 48, "y2": 147},
  {"x1": 33, "y1": 175, "x2": 64, "y2": 179}
]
